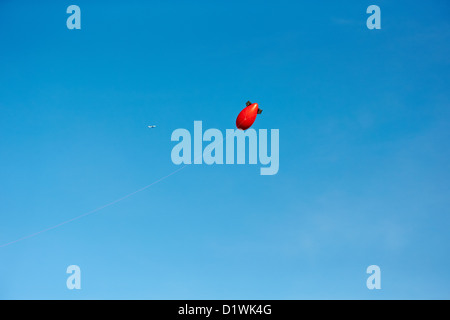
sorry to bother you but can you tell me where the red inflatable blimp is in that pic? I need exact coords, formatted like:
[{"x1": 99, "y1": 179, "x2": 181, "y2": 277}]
[{"x1": 236, "y1": 101, "x2": 262, "y2": 130}]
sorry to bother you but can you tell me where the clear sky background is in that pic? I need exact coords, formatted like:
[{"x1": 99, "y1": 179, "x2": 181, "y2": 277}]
[{"x1": 0, "y1": 0, "x2": 449, "y2": 299}]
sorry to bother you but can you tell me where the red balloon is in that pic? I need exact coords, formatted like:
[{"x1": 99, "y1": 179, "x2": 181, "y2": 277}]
[{"x1": 236, "y1": 101, "x2": 262, "y2": 130}]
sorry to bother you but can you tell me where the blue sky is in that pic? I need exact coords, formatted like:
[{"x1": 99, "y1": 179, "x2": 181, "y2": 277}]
[{"x1": 0, "y1": 0, "x2": 449, "y2": 299}]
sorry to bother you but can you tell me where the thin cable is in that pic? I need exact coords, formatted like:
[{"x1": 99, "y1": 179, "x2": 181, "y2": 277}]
[{"x1": 0, "y1": 165, "x2": 187, "y2": 248}]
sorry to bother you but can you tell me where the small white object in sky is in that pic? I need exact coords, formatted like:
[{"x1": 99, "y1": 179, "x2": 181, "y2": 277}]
[{"x1": 148, "y1": 125, "x2": 156, "y2": 128}]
